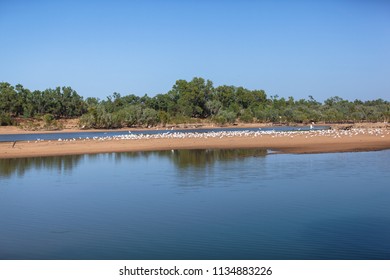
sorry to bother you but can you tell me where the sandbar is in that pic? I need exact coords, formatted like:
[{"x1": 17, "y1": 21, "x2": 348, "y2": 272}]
[{"x1": 1, "y1": 128, "x2": 389, "y2": 158}]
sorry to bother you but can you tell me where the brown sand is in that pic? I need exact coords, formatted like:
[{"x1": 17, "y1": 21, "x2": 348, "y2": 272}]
[{"x1": 1, "y1": 130, "x2": 389, "y2": 159}]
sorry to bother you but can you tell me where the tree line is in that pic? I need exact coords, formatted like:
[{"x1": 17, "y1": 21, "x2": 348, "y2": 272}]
[{"x1": 1, "y1": 78, "x2": 389, "y2": 128}]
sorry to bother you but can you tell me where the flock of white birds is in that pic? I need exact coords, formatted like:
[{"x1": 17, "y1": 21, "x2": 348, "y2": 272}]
[{"x1": 35, "y1": 128, "x2": 389, "y2": 143}]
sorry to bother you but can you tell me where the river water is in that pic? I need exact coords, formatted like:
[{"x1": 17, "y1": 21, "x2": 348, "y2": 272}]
[{"x1": 0, "y1": 149, "x2": 389, "y2": 259}]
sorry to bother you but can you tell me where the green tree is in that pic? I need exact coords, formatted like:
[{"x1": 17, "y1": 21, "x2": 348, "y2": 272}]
[
  {"x1": 140, "y1": 108, "x2": 159, "y2": 127},
  {"x1": 239, "y1": 109, "x2": 254, "y2": 123},
  {"x1": 214, "y1": 85, "x2": 236, "y2": 109},
  {"x1": 0, "y1": 82, "x2": 17, "y2": 115},
  {"x1": 173, "y1": 77, "x2": 214, "y2": 118}
]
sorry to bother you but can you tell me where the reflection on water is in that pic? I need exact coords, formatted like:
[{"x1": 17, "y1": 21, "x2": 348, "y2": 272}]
[
  {"x1": 0, "y1": 149, "x2": 389, "y2": 260},
  {"x1": 0, "y1": 155, "x2": 84, "y2": 178},
  {"x1": 0, "y1": 149, "x2": 267, "y2": 178},
  {"x1": 171, "y1": 149, "x2": 267, "y2": 169}
]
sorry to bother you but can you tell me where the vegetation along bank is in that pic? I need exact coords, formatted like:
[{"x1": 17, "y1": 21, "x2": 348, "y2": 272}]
[{"x1": 1, "y1": 77, "x2": 389, "y2": 130}]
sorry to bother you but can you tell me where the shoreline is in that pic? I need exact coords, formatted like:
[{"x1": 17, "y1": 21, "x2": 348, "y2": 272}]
[
  {"x1": 0, "y1": 122, "x2": 288, "y2": 135},
  {"x1": 1, "y1": 121, "x2": 388, "y2": 135},
  {"x1": 1, "y1": 128, "x2": 389, "y2": 159}
]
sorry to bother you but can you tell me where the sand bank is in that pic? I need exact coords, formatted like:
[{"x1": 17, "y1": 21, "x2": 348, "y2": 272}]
[{"x1": 1, "y1": 128, "x2": 389, "y2": 158}]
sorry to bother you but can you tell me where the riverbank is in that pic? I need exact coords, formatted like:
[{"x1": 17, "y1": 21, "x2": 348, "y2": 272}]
[
  {"x1": 1, "y1": 128, "x2": 389, "y2": 158},
  {"x1": 1, "y1": 119, "x2": 389, "y2": 135},
  {"x1": 0, "y1": 120, "x2": 277, "y2": 135}
]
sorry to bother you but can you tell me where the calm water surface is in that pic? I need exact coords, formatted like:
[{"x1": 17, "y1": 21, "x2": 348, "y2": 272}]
[{"x1": 0, "y1": 149, "x2": 389, "y2": 259}]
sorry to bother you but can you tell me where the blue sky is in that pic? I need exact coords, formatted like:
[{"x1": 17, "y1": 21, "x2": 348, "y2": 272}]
[{"x1": 1, "y1": 0, "x2": 389, "y2": 102}]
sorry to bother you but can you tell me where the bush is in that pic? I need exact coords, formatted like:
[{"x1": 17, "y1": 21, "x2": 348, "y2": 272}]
[
  {"x1": 0, "y1": 112, "x2": 13, "y2": 126},
  {"x1": 95, "y1": 110, "x2": 115, "y2": 128},
  {"x1": 116, "y1": 105, "x2": 142, "y2": 127},
  {"x1": 42, "y1": 114, "x2": 54, "y2": 125},
  {"x1": 42, "y1": 113, "x2": 63, "y2": 130},
  {"x1": 213, "y1": 114, "x2": 227, "y2": 125},
  {"x1": 158, "y1": 111, "x2": 170, "y2": 126},
  {"x1": 239, "y1": 109, "x2": 253, "y2": 123},
  {"x1": 79, "y1": 107, "x2": 121, "y2": 129},
  {"x1": 213, "y1": 110, "x2": 236, "y2": 125},
  {"x1": 140, "y1": 108, "x2": 159, "y2": 127},
  {"x1": 79, "y1": 113, "x2": 96, "y2": 129},
  {"x1": 170, "y1": 115, "x2": 192, "y2": 125}
]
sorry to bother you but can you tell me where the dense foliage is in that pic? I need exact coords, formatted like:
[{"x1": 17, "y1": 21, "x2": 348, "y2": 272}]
[
  {"x1": 1, "y1": 78, "x2": 389, "y2": 128},
  {"x1": 0, "y1": 82, "x2": 86, "y2": 126}
]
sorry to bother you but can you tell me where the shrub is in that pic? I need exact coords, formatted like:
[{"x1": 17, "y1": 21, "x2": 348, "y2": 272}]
[
  {"x1": 79, "y1": 113, "x2": 95, "y2": 129},
  {"x1": 213, "y1": 110, "x2": 236, "y2": 125},
  {"x1": 140, "y1": 108, "x2": 159, "y2": 127},
  {"x1": 41, "y1": 114, "x2": 63, "y2": 130},
  {"x1": 117, "y1": 105, "x2": 142, "y2": 127},
  {"x1": 239, "y1": 109, "x2": 253, "y2": 123},
  {"x1": 158, "y1": 111, "x2": 170, "y2": 126},
  {"x1": 42, "y1": 113, "x2": 54, "y2": 125},
  {"x1": 0, "y1": 112, "x2": 13, "y2": 126}
]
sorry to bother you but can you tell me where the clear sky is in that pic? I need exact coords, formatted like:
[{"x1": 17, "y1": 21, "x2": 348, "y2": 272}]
[{"x1": 1, "y1": 0, "x2": 389, "y2": 102}]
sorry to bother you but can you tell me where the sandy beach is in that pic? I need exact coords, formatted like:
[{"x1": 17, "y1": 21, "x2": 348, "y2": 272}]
[{"x1": 1, "y1": 126, "x2": 389, "y2": 158}]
